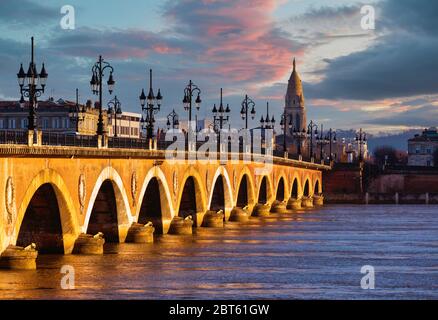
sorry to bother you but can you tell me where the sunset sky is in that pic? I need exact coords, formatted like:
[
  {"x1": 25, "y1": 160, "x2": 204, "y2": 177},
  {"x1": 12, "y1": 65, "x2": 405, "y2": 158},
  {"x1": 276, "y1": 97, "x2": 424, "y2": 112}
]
[{"x1": 0, "y1": 0, "x2": 437, "y2": 134}]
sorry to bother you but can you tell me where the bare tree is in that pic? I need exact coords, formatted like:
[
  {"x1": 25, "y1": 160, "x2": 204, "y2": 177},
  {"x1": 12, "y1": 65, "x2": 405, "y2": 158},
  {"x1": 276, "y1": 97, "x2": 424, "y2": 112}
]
[{"x1": 373, "y1": 145, "x2": 398, "y2": 167}]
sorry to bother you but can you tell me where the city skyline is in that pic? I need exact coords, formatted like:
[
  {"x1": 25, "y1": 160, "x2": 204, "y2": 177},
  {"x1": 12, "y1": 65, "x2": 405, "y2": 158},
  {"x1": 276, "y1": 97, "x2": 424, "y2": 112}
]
[{"x1": 0, "y1": 0, "x2": 437, "y2": 135}]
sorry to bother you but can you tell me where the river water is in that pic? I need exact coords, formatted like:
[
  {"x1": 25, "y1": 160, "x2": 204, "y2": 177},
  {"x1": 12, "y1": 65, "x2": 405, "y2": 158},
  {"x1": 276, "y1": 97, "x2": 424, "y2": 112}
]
[{"x1": 0, "y1": 205, "x2": 437, "y2": 300}]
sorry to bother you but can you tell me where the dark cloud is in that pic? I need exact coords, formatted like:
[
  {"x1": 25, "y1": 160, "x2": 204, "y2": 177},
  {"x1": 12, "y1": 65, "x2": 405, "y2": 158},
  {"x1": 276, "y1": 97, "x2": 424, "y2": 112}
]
[
  {"x1": 305, "y1": 0, "x2": 438, "y2": 101},
  {"x1": 382, "y1": 0, "x2": 438, "y2": 36},
  {"x1": 284, "y1": 3, "x2": 371, "y2": 44},
  {"x1": 289, "y1": 4, "x2": 361, "y2": 24},
  {"x1": 0, "y1": 0, "x2": 58, "y2": 27},
  {"x1": 48, "y1": 27, "x2": 184, "y2": 59}
]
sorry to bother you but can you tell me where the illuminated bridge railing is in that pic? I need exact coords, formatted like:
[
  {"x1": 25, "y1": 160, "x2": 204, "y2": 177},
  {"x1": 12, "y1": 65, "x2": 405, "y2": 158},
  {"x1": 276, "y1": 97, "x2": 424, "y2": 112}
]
[
  {"x1": 42, "y1": 132, "x2": 99, "y2": 148},
  {"x1": 108, "y1": 137, "x2": 149, "y2": 149},
  {"x1": 0, "y1": 130, "x2": 28, "y2": 145},
  {"x1": 0, "y1": 131, "x2": 327, "y2": 165}
]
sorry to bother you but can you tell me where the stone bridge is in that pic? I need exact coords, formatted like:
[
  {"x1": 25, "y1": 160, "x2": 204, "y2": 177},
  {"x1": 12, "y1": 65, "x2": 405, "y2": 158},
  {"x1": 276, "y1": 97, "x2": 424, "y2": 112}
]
[{"x1": 0, "y1": 145, "x2": 329, "y2": 257}]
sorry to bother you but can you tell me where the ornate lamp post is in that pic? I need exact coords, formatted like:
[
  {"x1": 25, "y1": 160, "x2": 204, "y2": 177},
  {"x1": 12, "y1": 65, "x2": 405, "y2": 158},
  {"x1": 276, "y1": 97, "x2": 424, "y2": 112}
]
[
  {"x1": 17, "y1": 37, "x2": 48, "y2": 131},
  {"x1": 167, "y1": 109, "x2": 179, "y2": 130},
  {"x1": 139, "y1": 69, "x2": 162, "y2": 139},
  {"x1": 240, "y1": 94, "x2": 256, "y2": 130},
  {"x1": 307, "y1": 120, "x2": 318, "y2": 159},
  {"x1": 280, "y1": 113, "x2": 293, "y2": 153},
  {"x1": 182, "y1": 80, "x2": 202, "y2": 130},
  {"x1": 69, "y1": 88, "x2": 85, "y2": 134},
  {"x1": 316, "y1": 124, "x2": 329, "y2": 161},
  {"x1": 107, "y1": 96, "x2": 122, "y2": 137},
  {"x1": 327, "y1": 128, "x2": 337, "y2": 161},
  {"x1": 356, "y1": 128, "x2": 367, "y2": 161},
  {"x1": 212, "y1": 88, "x2": 231, "y2": 132},
  {"x1": 89, "y1": 55, "x2": 115, "y2": 136},
  {"x1": 260, "y1": 102, "x2": 275, "y2": 129},
  {"x1": 259, "y1": 102, "x2": 275, "y2": 154}
]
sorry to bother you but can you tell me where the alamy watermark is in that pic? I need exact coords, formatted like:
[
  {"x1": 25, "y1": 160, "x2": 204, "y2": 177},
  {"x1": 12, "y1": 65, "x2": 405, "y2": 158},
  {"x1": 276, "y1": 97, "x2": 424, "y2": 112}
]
[
  {"x1": 164, "y1": 125, "x2": 274, "y2": 176},
  {"x1": 60, "y1": 265, "x2": 75, "y2": 290},
  {"x1": 60, "y1": 5, "x2": 75, "y2": 30},
  {"x1": 361, "y1": 5, "x2": 375, "y2": 30},
  {"x1": 360, "y1": 265, "x2": 375, "y2": 289}
]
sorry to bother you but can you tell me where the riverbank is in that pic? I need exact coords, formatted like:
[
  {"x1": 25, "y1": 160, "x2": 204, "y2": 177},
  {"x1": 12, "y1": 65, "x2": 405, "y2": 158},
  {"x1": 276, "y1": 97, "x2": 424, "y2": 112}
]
[{"x1": 326, "y1": 192, "x2": 438, "y2": 204}]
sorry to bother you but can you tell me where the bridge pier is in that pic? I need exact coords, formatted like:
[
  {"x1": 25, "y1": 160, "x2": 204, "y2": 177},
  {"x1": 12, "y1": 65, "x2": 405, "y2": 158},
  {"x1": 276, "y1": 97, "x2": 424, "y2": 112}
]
[
  {"x1": 201, "y1": 210, "x2": 224, "y2": 228},
  {"x1": 252, "y1": 203, "x2": 271, "y2": 217},
  {"x1": 313, "y1": 194, "x2": 324, "y2": 206},
  {"x1": 229, "y1": 207, "x2": 249, "y2": 222},
  {"x1": 270, "y1": 200, "x2": 288, "y2": 214},
  {"x1": 287, "y1": 197, "x2": 302, "y2": 210},
  {"x1": 126, "y1": 222, "x2": 155, "y2": 243},
  {"x1": 72, "y1": 233, "x2": 105, "y2": 255},
  {"x1": 301, "y1": 196, "x2": 314, "y2": 208},
  {"x1": 0, "y1": 245, "x2": 38, "y2": 270},
  {"x1": 168, "y1": 216, "x2": 194, "y2": 235}
]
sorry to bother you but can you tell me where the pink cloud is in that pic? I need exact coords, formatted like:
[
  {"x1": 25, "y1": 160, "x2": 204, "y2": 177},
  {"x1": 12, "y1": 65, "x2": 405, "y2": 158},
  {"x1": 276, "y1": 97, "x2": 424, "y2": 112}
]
[
  {"x1": 165, "y1": 0, "x2": 304, "y2": 87},
  {"x1": 152, "y1": 44, "x2": 182, "y2": 54}
]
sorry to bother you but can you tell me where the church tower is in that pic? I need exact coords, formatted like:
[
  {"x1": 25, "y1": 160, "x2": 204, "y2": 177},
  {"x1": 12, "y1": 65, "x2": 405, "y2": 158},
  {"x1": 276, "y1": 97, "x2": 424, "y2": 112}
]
[{"x1": 285, "y1": 58, "x2": 307, "y2": 134}]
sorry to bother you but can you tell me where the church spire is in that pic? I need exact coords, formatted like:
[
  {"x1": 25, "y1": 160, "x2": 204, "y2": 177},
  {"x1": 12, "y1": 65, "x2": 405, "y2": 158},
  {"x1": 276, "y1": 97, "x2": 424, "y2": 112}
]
[
  {"x1": 284, "y1": 56, "x2": 306, "y2": 133},
  {"x1": 286, "y1": 57, "x2": 304, "y2": 108}
]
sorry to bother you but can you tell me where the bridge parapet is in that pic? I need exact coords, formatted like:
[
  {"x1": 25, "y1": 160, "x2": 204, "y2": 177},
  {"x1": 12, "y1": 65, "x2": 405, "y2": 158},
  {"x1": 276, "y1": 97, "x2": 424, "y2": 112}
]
[{"x1": 0, "y1": 145, "x2": 330, "y2": 171}]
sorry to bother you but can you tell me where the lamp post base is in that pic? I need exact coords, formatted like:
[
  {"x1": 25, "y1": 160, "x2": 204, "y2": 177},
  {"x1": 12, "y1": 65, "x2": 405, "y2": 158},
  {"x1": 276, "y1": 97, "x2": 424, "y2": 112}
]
[
  {"x1": 27, "y1": 130, "x2": 34, "y2": 147},
  {"x1": 97, "y1": 135, "x2": 108, "y2": 149}
]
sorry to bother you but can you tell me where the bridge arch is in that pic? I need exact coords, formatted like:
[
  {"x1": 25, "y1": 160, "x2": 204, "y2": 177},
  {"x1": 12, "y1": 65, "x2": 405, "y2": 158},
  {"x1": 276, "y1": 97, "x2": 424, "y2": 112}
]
[
  {"x1": 290, "y1": 177, "x2": 301, "y2": 199},
  {"x1": 290, "y1": 172, "x2": 303, "y2": 198},
  {"x1": 303, "y1": 178, "x2": 311, "y2": 197},
  {"x1": 236, "y1": 176, "x2": 255, "y2": 209},
  {"x1": 235, "y1": 167, "x2": 256, "y2": 208},
  {"x1": 314, "y1": 179, "x2": 322, "y2": 195},
  {"x1": 275, "y1": 174, "x2": 289, "y2": 201},
  {"x1": 256, "y1": 175, "x2": 274, "y2": 204},
  {"x1": 207, "y1": 167, "x2": 233, "y2": 215},
  {"x1": 177, "y1": 167, "x2": 207, "y2": 226},
  {"x1": 13, "y1": 169, "x2": 80, "y2": 254},
  {"x1": 136, "y1": 166, "x2": 174, "y2": 234},
  {"x1": 83, "y1": 166, "x2": 133, "y2": 242}
]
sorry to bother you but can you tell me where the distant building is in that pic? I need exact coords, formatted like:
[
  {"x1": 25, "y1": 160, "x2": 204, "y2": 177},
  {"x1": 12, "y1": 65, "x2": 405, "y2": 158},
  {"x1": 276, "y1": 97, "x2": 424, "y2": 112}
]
[
  {"x1": 408, "y1": 127, "x2": 438, "y2": 166},
  {"x1": 0, "y1": 98, "x2": 141, "y2": 138},
  {"x1": 108, "y1": 111, "x2": 141, "y2": 138},
  {"x1": 334, "y1": 137, "x2": 369, "y2": 163}
]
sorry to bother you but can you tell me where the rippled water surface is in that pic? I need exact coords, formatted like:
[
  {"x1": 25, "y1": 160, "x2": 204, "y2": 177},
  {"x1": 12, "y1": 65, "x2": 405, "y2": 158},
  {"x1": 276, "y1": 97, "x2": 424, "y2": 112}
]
[{"x1": 0, "y1": 205, "x2": 437, "y2": 299}]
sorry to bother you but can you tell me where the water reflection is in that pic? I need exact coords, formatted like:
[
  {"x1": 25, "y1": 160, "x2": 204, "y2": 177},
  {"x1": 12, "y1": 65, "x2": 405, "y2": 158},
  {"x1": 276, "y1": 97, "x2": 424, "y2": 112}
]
[{"x1": 1, "y1": 205, "x2": 437, "y2": 299}]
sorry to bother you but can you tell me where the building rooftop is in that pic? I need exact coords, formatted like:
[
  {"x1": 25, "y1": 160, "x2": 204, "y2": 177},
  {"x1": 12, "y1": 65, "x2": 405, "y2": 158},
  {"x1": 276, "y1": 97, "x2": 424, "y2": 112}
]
[{"x1": 409, "y1": 127, "x2": 438, "y2": 142}]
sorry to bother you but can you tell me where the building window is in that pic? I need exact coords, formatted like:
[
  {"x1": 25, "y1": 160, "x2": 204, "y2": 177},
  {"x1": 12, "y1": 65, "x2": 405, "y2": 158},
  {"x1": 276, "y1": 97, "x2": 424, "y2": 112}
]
[
  {"x1": 43, "y1": 118, "x2": 49, "y2": 129},
  {"x1": 21, "y1": 118, "x2": 28, "y2": 129},
  {"x1": 56, "y1": 118, "x2": 61, "y2": 129},
  {"x1": 427, "y1": 160, "x2": 431, "y2": 167},
  {"x1": 8, "y1": 119, "x2": 16, "y2": 129},
  {"x1": 426, "y1": 148, "x2": 432, "y2": 154},
  {"x1": 0, "y1": 119, "x2": 4, "y2": 129}
]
